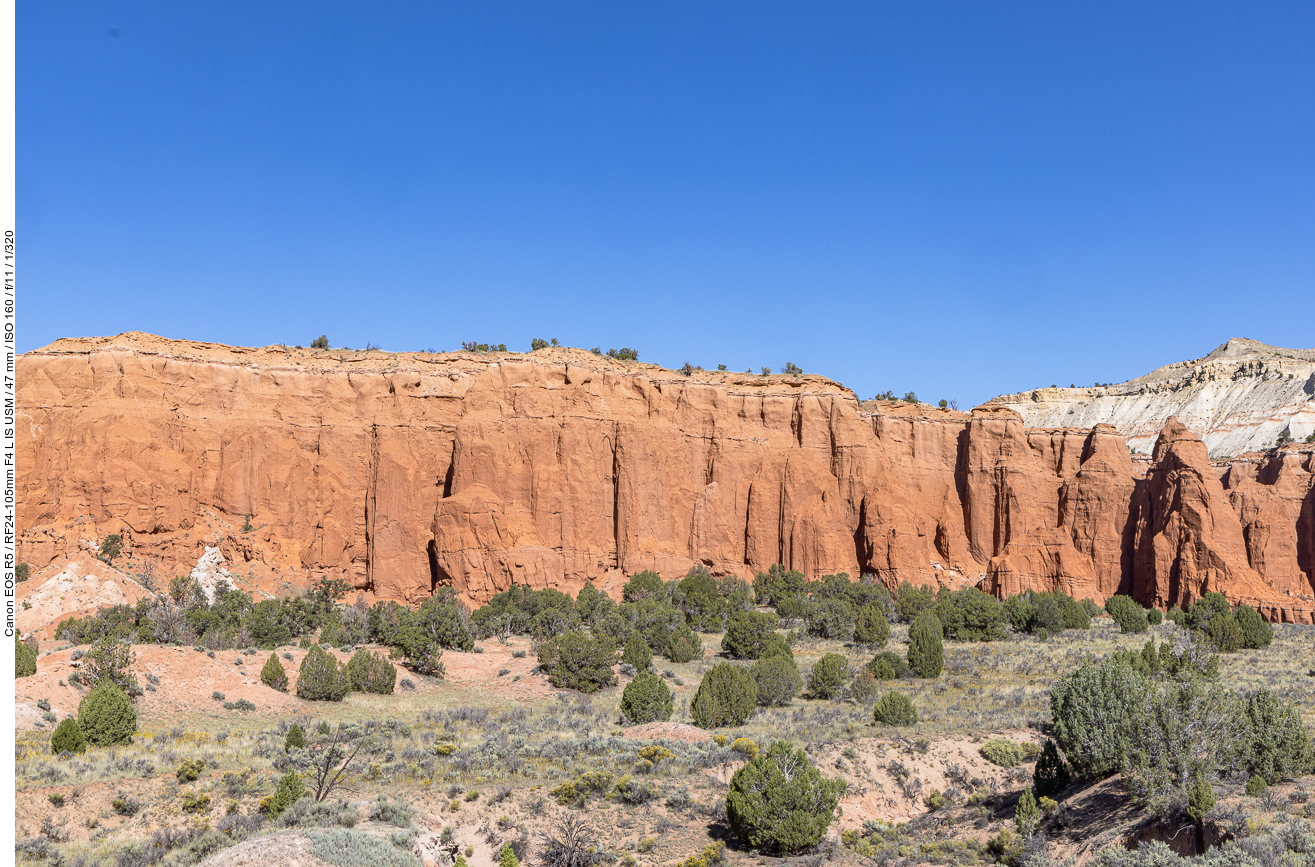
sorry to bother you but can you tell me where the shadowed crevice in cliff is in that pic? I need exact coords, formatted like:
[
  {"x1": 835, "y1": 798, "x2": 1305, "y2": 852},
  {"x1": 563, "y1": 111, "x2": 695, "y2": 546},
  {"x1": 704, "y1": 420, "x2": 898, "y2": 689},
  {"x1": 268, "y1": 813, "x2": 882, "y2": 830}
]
[
  {"x1": 953, "y1": 426, "x2": 971, "y2": 551},
  {"x1": 1119, "y1": 478, "x2": 1145, "y2": 598},
  {"x1": 611, "y1": 425, "x2": 620, "y2": 569},
  {"x1": 441, "y1": 442, "x2": 456, "y2": 499},
  {"x1": 1299, "y1": 482, "x2": 1315, "y2": 591},
  {"x1": 426, "y1": 539, "x2": 446, "y2": 593},
  {"x1": 853, "y1": 497, "x2": 872, "y2": 574}
]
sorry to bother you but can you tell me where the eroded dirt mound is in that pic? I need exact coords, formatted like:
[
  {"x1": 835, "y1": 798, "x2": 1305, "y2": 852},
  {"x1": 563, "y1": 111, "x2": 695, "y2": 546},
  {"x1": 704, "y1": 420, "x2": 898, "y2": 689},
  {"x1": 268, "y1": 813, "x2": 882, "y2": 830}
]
[{"x1": 18, "y1": 554, "x2": 155, "y2": 641}]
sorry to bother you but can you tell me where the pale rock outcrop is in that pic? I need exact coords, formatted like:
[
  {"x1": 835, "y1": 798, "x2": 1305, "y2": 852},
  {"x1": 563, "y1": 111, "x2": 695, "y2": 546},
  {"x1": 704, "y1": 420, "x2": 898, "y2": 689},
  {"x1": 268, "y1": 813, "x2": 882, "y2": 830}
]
[{"x1": 991, "y1": 338, "x2": 1315, "y2": 457}]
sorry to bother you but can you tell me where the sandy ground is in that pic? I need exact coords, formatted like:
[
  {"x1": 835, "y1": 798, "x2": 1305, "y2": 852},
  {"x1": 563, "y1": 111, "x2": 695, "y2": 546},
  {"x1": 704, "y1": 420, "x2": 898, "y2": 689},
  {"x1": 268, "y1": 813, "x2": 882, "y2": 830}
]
[
  {"x1": 622, "y1": 722, "x2": 711, "y2": 743},
  {"x1": 15, "y1": 636, "x2": 576, "y2": 733}
]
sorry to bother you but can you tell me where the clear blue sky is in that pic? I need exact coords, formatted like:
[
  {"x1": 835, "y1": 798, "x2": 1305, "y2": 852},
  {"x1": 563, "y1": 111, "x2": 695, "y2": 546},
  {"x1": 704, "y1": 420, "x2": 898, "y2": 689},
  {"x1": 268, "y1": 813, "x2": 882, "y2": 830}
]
[{"x1": 19, "y1": 2, "x2": 1315, "y2": 407}]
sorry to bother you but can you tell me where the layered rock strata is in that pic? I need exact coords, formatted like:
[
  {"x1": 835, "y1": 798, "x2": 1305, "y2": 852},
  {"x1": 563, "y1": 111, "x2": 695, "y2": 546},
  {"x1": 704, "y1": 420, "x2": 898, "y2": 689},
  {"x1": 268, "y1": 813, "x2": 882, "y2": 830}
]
[
  {"x1": 17, "y1": 334, "x2": 1315, "y2": 619},
  {"x1": 990, "y1": 338, "x2": 1315, "y2": 457}
]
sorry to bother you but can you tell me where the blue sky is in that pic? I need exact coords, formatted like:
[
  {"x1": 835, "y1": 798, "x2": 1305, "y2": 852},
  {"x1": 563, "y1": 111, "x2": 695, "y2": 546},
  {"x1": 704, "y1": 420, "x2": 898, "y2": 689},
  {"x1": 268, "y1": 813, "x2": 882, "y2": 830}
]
[{"x1": 19, "y1": 2, "x2": 1315, "y2": 407}]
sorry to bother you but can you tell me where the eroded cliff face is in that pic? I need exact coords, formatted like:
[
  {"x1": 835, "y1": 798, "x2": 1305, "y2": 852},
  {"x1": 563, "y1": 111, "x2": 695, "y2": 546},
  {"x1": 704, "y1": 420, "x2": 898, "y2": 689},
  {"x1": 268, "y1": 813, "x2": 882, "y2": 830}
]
[{"x1": 17, "y1": 334, "x2": 1315, "y2": 619}]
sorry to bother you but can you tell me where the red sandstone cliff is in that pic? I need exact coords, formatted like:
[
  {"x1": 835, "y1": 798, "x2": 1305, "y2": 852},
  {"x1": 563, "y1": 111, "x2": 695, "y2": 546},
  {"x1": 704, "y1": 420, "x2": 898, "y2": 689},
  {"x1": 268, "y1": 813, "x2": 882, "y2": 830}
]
[{"x1": 17, "y1": 334, "x2": 1315, "y2": 620}]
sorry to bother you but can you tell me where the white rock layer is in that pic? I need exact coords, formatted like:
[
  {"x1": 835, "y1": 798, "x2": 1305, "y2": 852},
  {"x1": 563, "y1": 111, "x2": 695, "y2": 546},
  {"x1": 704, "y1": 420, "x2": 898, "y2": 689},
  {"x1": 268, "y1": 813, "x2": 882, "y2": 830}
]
[{"x1": 989, "y1": 338, "x2": 1315, "y2": 457}]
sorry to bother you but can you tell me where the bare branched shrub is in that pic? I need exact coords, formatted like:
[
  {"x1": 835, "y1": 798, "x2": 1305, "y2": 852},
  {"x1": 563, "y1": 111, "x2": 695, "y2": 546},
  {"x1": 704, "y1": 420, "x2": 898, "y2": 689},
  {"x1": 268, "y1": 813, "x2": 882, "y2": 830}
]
[{"x1": 538, "y1": 813, "x2": 606, "y2": 867}]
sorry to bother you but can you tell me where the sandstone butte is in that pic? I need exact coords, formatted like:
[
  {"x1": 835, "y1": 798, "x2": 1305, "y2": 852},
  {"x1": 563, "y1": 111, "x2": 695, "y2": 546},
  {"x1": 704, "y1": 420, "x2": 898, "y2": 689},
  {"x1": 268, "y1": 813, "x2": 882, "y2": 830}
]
[{"x1": 16, "y1": 333, "x2": 1315, "y2": 622}]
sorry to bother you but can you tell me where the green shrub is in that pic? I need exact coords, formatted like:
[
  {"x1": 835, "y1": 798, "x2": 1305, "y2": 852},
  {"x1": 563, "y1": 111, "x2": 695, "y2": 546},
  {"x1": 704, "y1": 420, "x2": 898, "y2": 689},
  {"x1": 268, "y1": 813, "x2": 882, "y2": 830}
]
[
  {"x1": 1186, "y1": 592, "x2": 1231, "y2": 632},
  {"x1": 1030, "y1": 595, "x2": 1063, "y2": 637},
  {"x1": 979, "y1": 738, "x2": 1036, "y2": 767},
  {"x1": 267, "y1": 771, "x2": 305, "y2": 818},
  {"x1": 1146, "y1": 608, "x2": 1163, "y2": 625},
  {"x1": 1166, "y1": 606, "x2": 1186, "y2": 627},
  {"x1": 345, "y1": 649, "x2": 396, "y2": 695},
  {"x1": 690, "y1": 662, "x2": 757, "y2": 728},
  {"x1": 248, "y1": 599, "x2": 294, "y2": 648},
  {"x1": 873, "y1": 691, "x2": 918, "y2": 725},
  {"x1": 182, "y1": 791, "x2": 211, "y2": 814},
  {"x1": 805, "y1": 598, "x2": 857, "y2": 641},
  {"x1": 499, "y1": 844, "x2": 520, "y2": 867},
  {"x1": 369, "y1": 795, "x2": 415, "y2": 828},
  {"x1": 622, "y1": 570, "x2": 666, "y2": 602},
  {"x1": 16, "y1": 562, "x2": 30, "y2": 582},
  {"x1": 99, "y1": 533, "x2": 123, "y2": 564},
  {"x1": 50, "y1": 718, "x2": 86, "y2": 754},
  {"x1": 1014, "y1": 789, "x2": 1040, "y2": 836},
  {"x1": 1033, "y1": 739, "x2": 1071, "y2": 798},
  {"x1": 1187, "y1": 770, "x2": 1215, "y2": 822},
  {"x1": 15, "y1": 635, "x2": 36, "y2": 677},
  {"x1": 285, "y1": 724, "x2": 305, "y2": 752},
  {"x1": 261, "y1": 653, "x2": 289, "y2": 691},
  {"x1": 849, "y1": 670, "x2": 879, "y2": 703},
  {"x1": 77, "y1": 683, "x2": 136, "y2": 746},
  {"x1": 808, "y1": 653, "x2": 850, "y2": 699},
  {"x1": 853, "y1": 603, "x2": 890, "y2": 647},
  {"x1": 1238, "y1": 688, "x2": 1313, "y2": 784},
  {"x1": 894, "y1": 582, "x2": 936, "y2": 623},
  {"x1": 1049, "y1": 655, "x2": 1149, "y2": 778},
  {"x1": 906, "y1": 611, "x2": 943, "y2": 678},
  {"x1": 1235, "y1": 605, "x2": 1273, "y2": 649},
  {"x1": 1105, "y1": 595, "x2": 1150, "y2": 634},
  {"x1": 620, "y1": 672, "x2": 673, "y2": 723},
  {"x1": 621, "y1": 633, "x2": 653, "y2": 671},
  {"x1": 80, "y1": 637, "x2": 137, "y2": 692},
  {"x1": 753, "y1": 564, "x2": 808, "y2": 606},
  {"x1": 575, "y1": 582, "x2": 603, "y2": 621},
  {"x1": 112, "y1": 793, "x2": 141, "y2": 816},
  {"x1": 934, "y1": 588, "x2": 1008, "y2": 641},
  {"x1": 1051, "y1": 652, "x2": 1243, "y2": 809},
  {"x1": 311, "y1": 335, "x2": 329, "y2": 349},
  {"x1": 774, "y1": 595, "x2": 809, "y2": 626},
  {"x1": 726, "y1": 740, "x2": 845, "y2": 854},
  {"x1": 666, "y1": 621, "x2": 703, "y2": 663},
  {"x1": 1060, "y1": 596, "x2": 1092, "y2": 630},
  {"x1": 537, "y1": 630, "x2": 617, "y2": 693},
  {"x1": 177, "y1": 758, "x2": 206, "y2": 783},
  {"x1": 297, "y1": 645, "x2": 349, "y2": 701},
  {"x1": 750, "y1": 655, "x2": 802, "y2": 707},
  {"x1": 391, "y1": 595, "x2": 472, "y2": 675},
  {"x1": 1205, "y1": 613, "x2": 1243, "y2": 652},
  {"x1": 721, "y1": 611, "x2": 780, "y2": 659},
  {"x1": 676, "y1": 570, "x2": 726, "y2": 631},
  {"x1": 760, "y1": 634, "x2": 794, "y2": 663},
  {"x1": 307, "y1": 829, "x2": 420, "y2": 867},
  {"x1": 1246, "y1": 774, "x2": 1268, "y2": 797},
  {"x1": 1004, "y1": 595, "x2": 1035, "y2": 632},
  {"x1": 866, "y1": 650, "x2": 909, "y2": 680},
  {"x1": 614, "y1": 774, "x2": 656, "y2": 804}
]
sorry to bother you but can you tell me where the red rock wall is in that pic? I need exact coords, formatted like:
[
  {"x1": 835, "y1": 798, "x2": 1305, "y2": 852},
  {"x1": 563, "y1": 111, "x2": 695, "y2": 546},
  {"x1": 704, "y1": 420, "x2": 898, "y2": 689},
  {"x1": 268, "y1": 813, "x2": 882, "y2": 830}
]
[{"x1": 17, "y1": 336, "x2": 1315, "y2": 618}]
